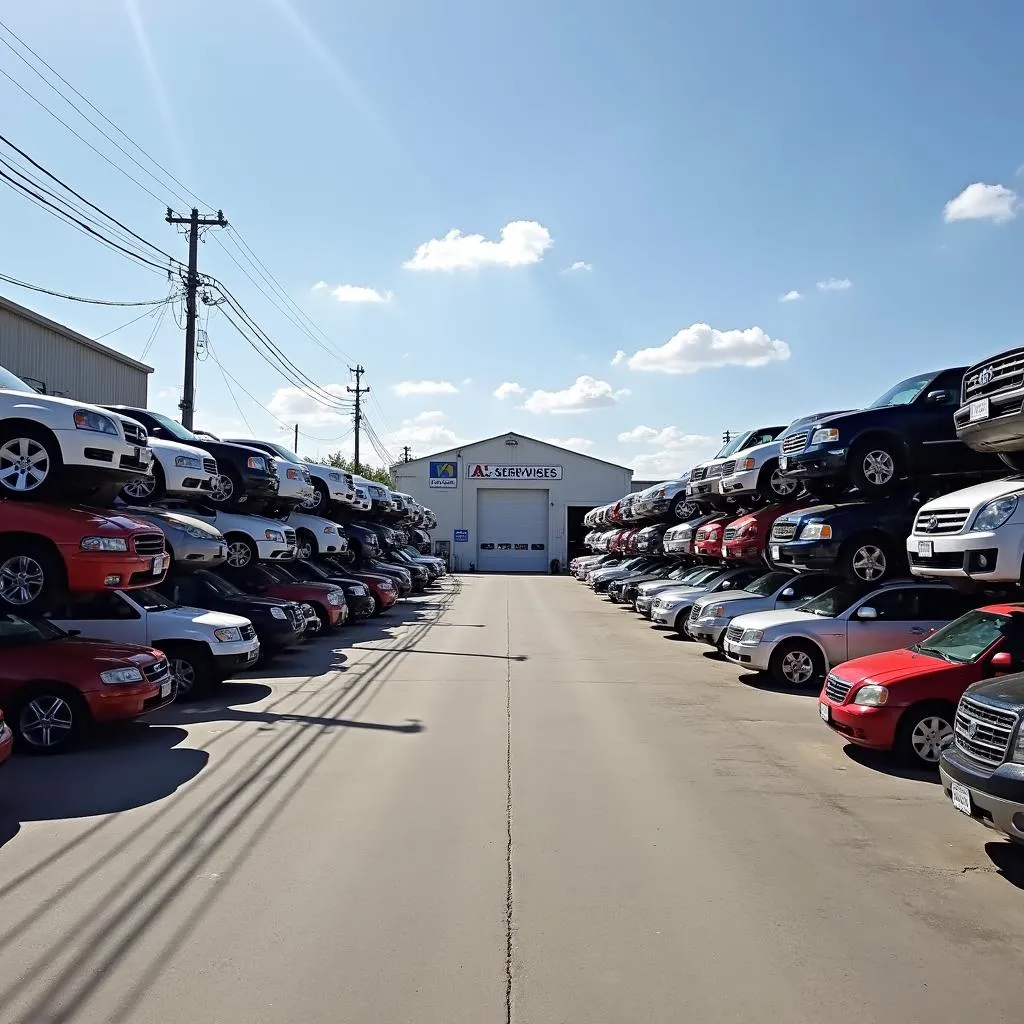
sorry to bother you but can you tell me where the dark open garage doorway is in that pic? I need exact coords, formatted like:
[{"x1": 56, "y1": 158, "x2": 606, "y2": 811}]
[{"x1": 566, "y1": 505, "x2": 596, "y2": 564}]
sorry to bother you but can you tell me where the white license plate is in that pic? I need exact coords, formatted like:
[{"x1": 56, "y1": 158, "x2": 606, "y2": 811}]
[
  {"x1": 771, "y1": 545, "x2": 780, "y2": 561},
  {"x1": 969, "y1": 398, "x2": 990, "y2": 423},
  {"x1": 779, "y1": 456, "x2": 788, "y2": 470},
  {"x1": 152, "y1": 553, "x2": 169, "y2": 573},
  {"x1": 917, "y1": 539, "x2": 934, "y2": 558},
  {"x1": 819, "y1": 702, "x2": 830, "y2": 722},
  {"x1": 721, "y1": 545, "x2": 728, "y2": 557},
  {"x1": 246, "y1": 648, "x2": 259, "y2": 662},
  {"x1": 950, "y1": 780, "x2": 973, "y2": 815},
  {"x1": 160, "y1": 680, "x2": 172, "y2": 698}
]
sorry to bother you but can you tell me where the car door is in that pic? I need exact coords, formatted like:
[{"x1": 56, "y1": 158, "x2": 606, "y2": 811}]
[
  {"x1": 844, "y1": 587, "x2": 928, "y2": 661},
  {"x1": 905, "y1": 369, "x2": 966, "y2": 472},
  {"x1": 773, "y1": 573, "x2": 833, "y2": 609},
  {"x1": 48, "y1": 592, "x2": 144, "y2": 645}
]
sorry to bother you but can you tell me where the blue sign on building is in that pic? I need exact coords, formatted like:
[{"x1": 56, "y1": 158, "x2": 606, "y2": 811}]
[
  {"x1": 429, "y1": 460, "x2": 458, "y2": 489},
  {"x1": 454, "y1": 529, "x2": 469, "y2": 543}
]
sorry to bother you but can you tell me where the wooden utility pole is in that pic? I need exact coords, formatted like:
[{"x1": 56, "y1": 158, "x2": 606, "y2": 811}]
[
  {"x1": 347, "y1": 365, "x2": 369, "y2": 473},
  {"x1": 402, "y1": 445, "x2": 412, "y2": 463}
]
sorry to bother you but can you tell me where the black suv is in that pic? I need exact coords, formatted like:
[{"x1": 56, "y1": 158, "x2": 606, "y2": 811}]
[
  {"x1": 955, "y1": 347, "x2": 1024, "y2": 471},
  {"x1": 775, "y1": 368, "x2": 1001, "y2": 496},
  {"x1": 104, "y1": 407, "x2": 280, "y2": 513}
]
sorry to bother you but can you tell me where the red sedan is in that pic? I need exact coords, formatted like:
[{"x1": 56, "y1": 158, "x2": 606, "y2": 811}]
[
  {"x1": 0, "y1": 613, "x2": 174, "y2": 754},
  {"x1": 817, "y1": 603, "x2": 1024, "y2": 767},
  {"x1": 691, "y1": 515, "x2": 732, "y2": 559},
  {"x1": 721, "y1": 501, "x2": 808, "y2": 562}
]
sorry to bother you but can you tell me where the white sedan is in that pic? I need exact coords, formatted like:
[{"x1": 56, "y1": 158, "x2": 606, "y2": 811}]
[
  {"x1": 120, "y1": 436, "x2": 218, "y2": 503},
  {"x1": 287, "y1": 510, "x2": 347, "y2": 558}
]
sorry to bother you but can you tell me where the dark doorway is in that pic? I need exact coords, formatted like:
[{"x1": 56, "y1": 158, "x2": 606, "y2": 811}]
[{"x1": 566, "y1": 505, "x2": 595, "y2": 563}]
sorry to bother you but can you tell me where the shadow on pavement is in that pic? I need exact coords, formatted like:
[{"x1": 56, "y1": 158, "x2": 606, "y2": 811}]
[
  {"x1": 841, "y1": 744, "x2": 941, "y2": 785},
  {"x1": 736, "y1": 671, "x2": 819, "y2": 698},
  {"x1": 985, "y1": 841, "x2": 1024, "y2": 889}
]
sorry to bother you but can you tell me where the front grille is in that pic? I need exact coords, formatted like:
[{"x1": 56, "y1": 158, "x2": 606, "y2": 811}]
[
  {"x1": 913, "y1": 508, "x2": 970, "y2": 534},
  {"x1": 781, "y1": 431, "x2": 808, "y2": 455},
  {"x1": 119, "y1": 454, "x2": 149, "y2": 472},
  {"x1": 720, "y1": 459, "x2": 737, "y2": 476},
  {"x1": 695, "y1": 529, "x2": 707, "y2": 541},
  {"x1": 133, "y1": 533, "x2": 165, "y2": 556},
  {"x1": 690, "y1": 466, "x2": 708, "y2": 482},
  {"x1": 723, "y1": 527, "x2": 738, "y2": 542},
  {"x1": 824, "y1": 673, "x2": 852, "y2": 704},
  {"x1": 688, "y1": 604, "x2": 701, "y2": 621},
  {"x1": 122, "y1": 422, "x2": 147, "y2": 446},
  {"x1": 706, "y1": 464, "x2": 724, "y2": 480},
  {"x1": 726, "y1": 625, "x2": 744, "y2": 644},
  {"x1": 283, "y1": 528, "x2": 297, "y2": 546},
  {"x1": 143, "y1": 658, "x2": 170, "y2": 685},
  {"x1": 202, "y1": 458, "x2": 218, "y2": 475},
  {"x1": 771, "y1": 521, "x2": 798, "y2": 542},
  {"x1": 909, "y1": 551, "x2": 964, "y2": 569},
  {"x1": 241, "y1": 624, "x2": 257, "y2": 642},
  {"x1": 963, "y1": 351, "x2": 1024, "y2": 402},
  {"x1": 954, "y1": 696, "x2": 1018, "y2": 768},
  {"x1": 288, "y1": 606, "x2": 303, "y2": 630}
]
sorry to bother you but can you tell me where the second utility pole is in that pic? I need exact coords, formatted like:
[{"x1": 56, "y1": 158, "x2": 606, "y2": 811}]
[
  {"x1": 166, "y1": 206, "x2": 227, "y2": 429},
  {"x1": 347, "y1": 365, "x2": 370, "y2": 474}
]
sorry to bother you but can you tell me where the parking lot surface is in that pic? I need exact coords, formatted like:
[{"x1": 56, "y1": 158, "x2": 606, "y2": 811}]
[{"x1": 2, "y1": 575, "x2": 1024, "y2": 1023}]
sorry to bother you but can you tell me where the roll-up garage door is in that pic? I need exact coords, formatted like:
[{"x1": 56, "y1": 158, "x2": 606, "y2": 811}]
[{"x1": 477, "y1": 488, "x2": 549, "y2": 572}]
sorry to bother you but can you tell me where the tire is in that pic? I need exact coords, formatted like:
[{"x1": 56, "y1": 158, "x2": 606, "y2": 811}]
[
  {"x1": 163, "y1": 643, "x2": 215, "y2": 700},
  {"x1": 0, "y1": 539, "x2": 66, "y2": 615},
  {"x1": 895, "y1": 702, "x2": 955, "y2": 767},
  {"x1": 839, "y1": 534, "x2": 896, "y2": 584},
  {"x1": 0, "y1": 424, "x2": 63, "y2": 499},
  {"x1": 313, "y1": 604, "x2": 332, "y2": 633},
  {"x1": 296, "y1": 529, "x2": 317, "y2": 560},
  {"x1": 672, "y1": 607, "x2": 694, "y2": 634},
  {"x1": 769, "y1": 639, "x2": 826, "y2": 688},
  {"x1": 671, "y1": 497, "x2": 699, "y2": 521},
  {"x1": 370, "y1": 593, "x2": 383, "y2": 616},
  {"x1": 999, "y1": 451, "x2": 1024, "y2": 473},
  {"x1": 758, "y1": 459, "x2": 800, "y2": 501},
  {"x1": 303, "y1": 479, "x2": 330, "y2": 514},
  {"x1": 224, "y1": 533, "x2": 258, "y2": 569},
  {"x1": 849, "y1": 439, "x2": 902, "y2": 495},
  {"x1": 11, "y1": 684, "x2": 88, "y2": 754},
  {"x1": 208, "y1": 467, "x2": 244, "y2": 510},
  {"x1": 120, "y1": 461, "x2": 165, "y2": 505}
]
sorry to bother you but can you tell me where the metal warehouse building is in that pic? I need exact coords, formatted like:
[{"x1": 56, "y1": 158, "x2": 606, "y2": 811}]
[
  {"x1": 392, "y1": 432, "x2": 632, "y2": 572},
  {"x1": 0, "y1": 294, "x2": 153, "y2": 406}
]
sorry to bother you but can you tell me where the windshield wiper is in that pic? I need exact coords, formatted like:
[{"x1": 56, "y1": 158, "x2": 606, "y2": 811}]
[{"x1": 916, "y1": 646, "x2": 955, "y2": 663}]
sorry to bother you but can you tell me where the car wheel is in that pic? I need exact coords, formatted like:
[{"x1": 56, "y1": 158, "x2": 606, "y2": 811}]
[
  {"x1": 296, "y1": 530, "x2": 317, "y2": 560},
  {"x1": 850, "y1": 440, "x2": 902, "y2": 494},
  {"x1": 370, "y1": 594, "x2": 383, "y2": 615},
  {"x1": 303, "y1": 480, "x2": 330, "y2": 513},
  {"x1": 999, "y1": 451, "x2": 1024, "y2": 473},
  {"x1": 224, "y1": 534, "x2": 258, "y2": 568},
  {"x1": 0, "y1": 425, "x2": 63, "y2": 499},
  {"x1": 672, "y1": 608, "x2": 693, "y2": 634},
  {"x1": 0, "y1": 540, "x2": 66, "y2": 615},
  {"x1": 209, "y1": 468, "x2": 243, "y2": 509},
  {"x1": 312, "y1": 604, "x2": 332, "y2": 633},
  {"x1": 769, "y1": 640, "x2": 825, "y2": 688},
  {"x1": 671, "y1": 498, "x2": 698, "y2": 521},
  {"x1": 164, "y1": 645, "x2": 214, "y2": 700},
  {"x1": 759, "y1": 459, "x2": 799, "y2": 501},
  {"x1": 896, "y1": 703, "x2": 955, "y2": 767},
  {"x1": 120, "y1": 462, "x2": 165, "y2": 504},
  {"x1": 12, "y1": 686, "x2": 88, "y2": 754},
  {"x1": 840, "y1": 536, "x2": 894, "y2": 583}
]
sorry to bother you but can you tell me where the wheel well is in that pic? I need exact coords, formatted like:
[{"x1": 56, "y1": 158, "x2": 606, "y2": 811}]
[
  {"x1": 850, "y1": 430, "x2": 909, "y2": 463},
  {"x1": 15, "y1": 680, "x2": 90, "y2": 717},
  {"x1": 158, "y1": 639, "x2": 212, "y2": 661},
  {"x1": 224, "y1": 531, "x2": 255, "y2": 546},
  {"x1": 897, "y1": 698, "x2": 956, "y2": 732},
  {"x1": 0, "y1": 418, "x2": 61, "y2": 446},
  {"x1": 773, "y1": 635, "x2": 829, "y2": 670},
  {"x1": 0, "y1": 531, "x2": 66, "y2": 576}
]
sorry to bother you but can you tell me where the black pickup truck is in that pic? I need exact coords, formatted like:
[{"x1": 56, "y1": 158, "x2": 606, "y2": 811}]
[{"x1": 775, "y1": 368, "x2": 1001, "y2": 497}]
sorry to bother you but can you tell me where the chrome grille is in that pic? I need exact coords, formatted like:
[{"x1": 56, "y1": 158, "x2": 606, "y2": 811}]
[
  {"x1": 963, "y1": 351, "x2": 1024, "y2": 401},
  {"x1": 241, "y1": 624, "x2": 257, "y2": 642},
  {"x1": 954, "y1": 695, "x2": 1017, "y2": 768},
  {"x1": 283, "y1": 528, "x2": 297, "y2": 546},
  {"x1": 706, "y1": 464, "x2": 724, "y2": 480},
  {"x1": 771, "y1": 521, "x2": 798, "y2": 542},
  {"x1": 723, "y1": 527, "x2": 738, "y2": 542},
  {"x1": 202, "y1": 458, "x2": 218, "y2": 475},
  {"x1": 133, "y1": 533, "x2": 165, "y2": 556},
  {"x1": 913, "y1": 508, "x2": 970, "y2": 534},
  {"x1": 143, "y1": 658, "x2": 170, "y2": 685},
  {"x1": 690, "y1": 466, "x2": 708, "y2": 482},
  {"x1": 720, "y1": 460, "x2": 737, "y2": 476},
  {"x1": 726, "y1": 625, "x2": 744, "y2": 644},
  {"x1": 824, "y1": 674, "x2": 852, "y2": 704},
  {"x1": 122, "y1": 422, "x2": 147, "y2": 445},
  {"x1": 688, "y1": 603, "x2": 701, "y2": 622},
  {"x1": 781, "y1": 431, "x2": 808, "y2": 455}
]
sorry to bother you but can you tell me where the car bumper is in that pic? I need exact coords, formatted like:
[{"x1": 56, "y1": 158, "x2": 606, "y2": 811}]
[
  {"x1": 718, "y1": 467, "x2": 761, "y2": 496},
  {"x1": 55, "y1": 427, "x2": 154, "y2": 480},
  {"x1": 819, "y1": 698, "x2": 901, "y2": 751},
  {"x1": 769, "y1": 537, "x2": 841, "y2": 571},
  {"x1": 723, "y1": 638, "x2": 775, "y2": 671},
  {"x1": 777, "y1": 447, "x2": 847, "y2": 480},
  {"x1": 256, "y1": 620, "x2": 305, "y2": 651},
  {"x1": 663, "y1": 541, "x2": 694, "y2": 555},
  {"x1": 213, "y1": 638, "x2": 261, "y2": 676},
  {"x1": 651, "y1": 604, "x2": 686, "y2": 625},
  {"x1": 940, "y1": 746, "x2": 1024, "y2": 843},
  {"x1": 168, "y1": 539, "x2": 227, "y2": 569},
  {"x1": 163, "y1": 464, "x2": 217, "y2": 497},
  {"x1": 635, "y1": 596, "x2": 654, "y2": 615},
  {"x1": 722, "y1": 539, "x2": 764, "y2": 561},
  {"x1": 955, "y1": 396, "x2": 1024, "y2": 452},
  {"x1": 692, "y1": 541, "x2": 723, "y2": 558},
  {"x1": 90, "y1": 682, "x2": 176, "y2": 722},
  {"x1": 239, "y1": 473, "x2": 280, "y2": 504},
  {"x1": 64, "y1": 550, "x2": 169, "y2": 591},
  {"x1": 687, "y1": 480, "x2": 720, "y2": 499},
  {"x1": 688, "y1": 618, "x2": 728, "y2": 646},
  {"x1": 906, "y1": 525, "x2": 1024, "y2": 580},
  {"x1": 254, "y1": 539, "x2": 298, "y2": 561}
]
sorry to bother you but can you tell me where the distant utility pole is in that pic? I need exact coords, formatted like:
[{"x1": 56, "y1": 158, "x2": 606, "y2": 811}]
[
  {"x1": 294, "y1": 424, "x2": 300, "y2": 452},
  {"x1": 401, "y1": 445, "x2": 412, "y2": 463},
  {"x1": 722, "y1": 429, "x2": 732, "y2": 445},
  {"x1": 166, "y1": 206, "x2": 228, "y2": 429},
  {"x1": 347, "y1": 365, "x2": 370, "y2": 474}
]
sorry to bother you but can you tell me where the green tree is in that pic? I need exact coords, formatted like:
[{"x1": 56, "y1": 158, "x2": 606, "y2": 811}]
[{"x1": 307, "y1": 451, "x2": 393, "y2": 486}]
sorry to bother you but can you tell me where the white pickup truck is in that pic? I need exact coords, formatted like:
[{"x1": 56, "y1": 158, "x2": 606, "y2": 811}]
[{"x1": 47, "y1": 587, "x2": 259, "y2": 698}]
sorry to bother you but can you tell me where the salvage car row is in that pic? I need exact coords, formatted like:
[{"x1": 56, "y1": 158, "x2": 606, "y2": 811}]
[{"x1": 0, "y1": 362, "x2": 440, "y2": 758}]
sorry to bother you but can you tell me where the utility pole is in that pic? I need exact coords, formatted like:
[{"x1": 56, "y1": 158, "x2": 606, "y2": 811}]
[
  {"x1": 347, "y1": 365, "x2": 370, "y2": 474},
  {"x1": 166, "y1": 206, "x2": 227, "y2": 429},
  {"x1": 401, "y1": 445, "x2": 412, "y2": 463},
  {"x1": 722, "y1": 429, "x2": 732, "y2": 445},
  {"x1": 294, "y1": 424, "x2": 299, "y2": 452}
]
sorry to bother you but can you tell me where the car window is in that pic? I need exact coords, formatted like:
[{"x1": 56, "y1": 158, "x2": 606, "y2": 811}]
[
  {"x1": 0, "y1": 365, "x2": 34, "y2": 393},
  {"x1": 868, "y1": 373, "x2": 935, "y2": 409},
  {"x1": 59, "y1": 592, "x2": 138, "y2": 620},
  {"x1": 167, "y1": 578, "x2": 201, "y2": 605},
  {"x1": 0, "y1": 613, "x2": 66, "y2": 643},
  {"x1": 857, "y1": 588, "x2": 923, "y2": 621},
  {"x1": 915, "y1": 609, "x2": 1013, "y2": 664},
  {"x1": 915, "y1": 588, "x2": 972, "y2": 621},
  {"x1": 800, "y1": 583, "x2": 873, "y2": 617},
  {"x1": 790, "y1": 574, "x2": 838, "y2": 599}
]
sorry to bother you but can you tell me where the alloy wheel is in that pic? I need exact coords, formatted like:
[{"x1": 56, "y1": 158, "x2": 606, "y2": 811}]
[
  {"x1": 862, "y1": 450, "x2": 895, "y2": 486},
  {"x1": 210, "y1": 474, "x2": 235, "y2": 503},
  {"x1": 781, "y1": 650, "x2": 815, "y2": 685},
  {"x1": 910, "y1": 715, "x2": 953, "y2": 764},
  {"x1": 169, "y1": 657, "x2": 197, "y2": 698},
  {"x1": 770, "y1": 467, "x2": 798, "y2": 497},
  {"x1": 0, "y1": 554, "x2": 45, "y2": 605},
  {"x1": 297, "y1": 539, "x2": 314, "y2": 559},
  {"x1": 19, "y1": 695, "x2": 74, "y2": 749},
  {"x1": 0, "y1": 437, "x2": 50, "y2": 493},
  {"x1": 226, "y1": 541, "x2": 253, "y2": 568},
  {"x1": 851, "y1": 545, "x2": 887, "y2": 582},
  {"x1": 122, "y1": 473, "x2": 156, "y2": 500}
]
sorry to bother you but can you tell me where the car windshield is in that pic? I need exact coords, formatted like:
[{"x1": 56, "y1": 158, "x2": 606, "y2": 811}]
[
  {"x1": 132, "y1": 587, "x2": 177, "y2": 612},
  {"x1": 717, "y1": 431, "x2": 753, "y2": 458},
  {"x1": 0, "y1": 366, "x2": 34, "y2": 393},
  {"x1": 144, "y1": 410, "x2": 202, "y2": 443},
  {"x1": 198, "y1": 571, "x2": 246, "y2": 597},
  {"x1": 265, "y1": 443, "x2": 303, "y2": 463},
  {"x1": 868, "y1": 373, "x2": 935, "y2": 409},
  {"x1": 262, "y1": 564, "x2": 295, "y2": 583},
  {"x1": 0, "y1": 612, "x2": 66, "y2": 643},
  {"x1": 744, "y1": 572, "x2": 793, "y2": 597},
  {"x1": 913, "y1": 609, "x2": 1013, "y2": 664},
  {"x1": 799, "y1": 582, "x2": 872, "y2": 617}
]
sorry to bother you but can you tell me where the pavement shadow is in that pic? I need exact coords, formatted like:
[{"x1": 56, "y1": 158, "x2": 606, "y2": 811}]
[
  {"x1": 984, "y1": 841, "x2": 1024, "y2": 889},
  {"x1": 0, "y1": 725, "x2": 206, "y2": 851},
  {"x1": 841, "y1": 744, "x2": 941, "y2": 785},
  {"x1": 148, "y1": 682, "x2": 273, "y2": 727},
  {"x1": 735, "y1": 671, "x2": 819, "y2": 698}
]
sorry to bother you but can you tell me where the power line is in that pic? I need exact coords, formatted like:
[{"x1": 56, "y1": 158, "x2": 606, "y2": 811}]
[
  {"x1": 0, "y1": 270, "x2": 169, "y2": 306},
  {"x1": 138, "y1": 294, "x2": 173, "y2": 360},
  {"x1": 209, "y1": 343, "x2": 255, "y2": 434}
]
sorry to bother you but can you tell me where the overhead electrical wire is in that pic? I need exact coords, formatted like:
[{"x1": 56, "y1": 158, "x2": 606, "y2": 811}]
[
  {"x1": 0, "y1": 269, "x2": 170, "y2": 307},
  {"x1": 138, "y1": 295, "x2": 173, "y2": 360}
]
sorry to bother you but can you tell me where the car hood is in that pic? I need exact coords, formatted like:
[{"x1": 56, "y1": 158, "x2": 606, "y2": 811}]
[
  {"x1": 830, "y1": 647, "x2": 964, "y2": 688},
  {"x1": 638, "y1": 578, "x2": 697, "y2": 596},
  {"x1": 694, "y1": 589, "x2": 769, "y2": 611},
  {"x1": 148, "y1": 437, "x2": 213, "y2": 461},
  {"x1": 780, "y1": 409, "x2": 858, "y2": 435},
  {"x1": 213, "y1": 594, "x2": 294, "y2": 614},
  {"x1": 65, "y1": 506, "x2": 164, "y2": 534},
  {"x1": 24, "y1": 637, "x2": 163, "y2": 668},
  {"x1": 120, "y1": 507, "x2": 224, "y2": 540},
  {"x1": 653, "y1": 584, "x2": 711, "y2": 601},
  {"x1": 163, "y1": 607, "x2": 252, "y2": 629},
  {"x1": 918, "y1": 477, "x2": 1024, "y2": 513},
  {"x1": 730, "y1": 608, "x2": 827, "y2": 631}
]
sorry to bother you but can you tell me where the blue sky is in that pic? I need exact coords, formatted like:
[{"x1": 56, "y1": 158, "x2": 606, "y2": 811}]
[{"x1": 3, "y1": 0, "x2": 1024, "y2": 479}]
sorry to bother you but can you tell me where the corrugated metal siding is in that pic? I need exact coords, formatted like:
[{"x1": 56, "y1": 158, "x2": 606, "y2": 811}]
[{"x1": 0, "y1": 307, "x2": 149, "y2": 405}]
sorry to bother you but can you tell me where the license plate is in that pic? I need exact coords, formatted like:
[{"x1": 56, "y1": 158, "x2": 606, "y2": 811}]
[
  {"x1": 771, "y1": 545, "x2": 780, "y2": 561},
  {"x1": 819, "y1": 702, "x2": 830, "y2": 722},
  {"x1": 152, "y1": 553, "x2": 168, "y2": 573},
  {"x1": 950, "y1": 780, "x2": 973, "y2": 815},
  {"x1": 779, "y1": 456, "x2": 788, "y2": 470},
  {"x1": 246, "y1": 648, "x2": 259, "y2": 662},
  {"x1": 160, "y1": 680, "x2": 172, "y2": 698},
  {"x1": 917, "y1": 539, "x2": 934, "y2": 558},
  {"x1": 721, "y1": 545, "x2": 728, "y2": 557},
  {"x1": 969, "y1": 398, "x2": 990, "y2": 423}
]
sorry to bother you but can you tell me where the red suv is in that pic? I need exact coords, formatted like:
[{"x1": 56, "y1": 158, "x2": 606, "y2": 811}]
[
  {"x1": 817, "y1": 603, "x2": 1024, "y2": 767},
  {"x1": 692, "y1": 515, "x2": 732, "y2": 559},
  {"x1": 0, "y1": 502, "x2": 169, "y2": 614},
  {"x1": 721, "y1": 502, "x2": 808, "y2": 563},
  {"x1": 0, "y1": 612, "x2": 175, "y2": 754}
]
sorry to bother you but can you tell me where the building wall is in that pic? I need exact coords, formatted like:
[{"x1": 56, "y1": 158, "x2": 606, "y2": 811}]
[
  {"x1": 393, "y1": 433, "x2": 632, "y2": 571},
  {"x1": 0, "y1": 298, "x2": 151, "y2": 406}
]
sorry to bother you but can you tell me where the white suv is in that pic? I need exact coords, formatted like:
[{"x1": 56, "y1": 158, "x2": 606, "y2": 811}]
[
  {"x1": 0, "y1": 364, "x2": 153, "y2": 499},
  {"x1": 222, "y1": 438, "x2": 315, "y2": 514},
  {"x1": 907, "y1": 477, "x2": 1024, "y2": 582},
  {"x1": 120, "y1": 436, "x2": 218, "y2": 503},
  {"x1": 303, "y1": 464, "x2": 355, "y2": 513}
]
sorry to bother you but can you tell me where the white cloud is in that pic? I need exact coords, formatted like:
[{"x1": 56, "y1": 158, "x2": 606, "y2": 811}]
[
  {"x1": 618, "y1": 425, "x2": 719, "y2": 479},
  {"x1": 403, "y1": 220, "x2": 553, "y2": 271},
  {"x1": 386, "y1": 410, "x2": 467, "y2": 453},
  {"x1": 493, "y1": 381, "x2": 525, "y2": 400},
  {"x1": 542, "y1": 436, "x2": 595, "y2": 452},
  {"x1": 816, "y1": 278, "x2": 852, "y2": 291},
  {"x1": 267, "y1": 384, "x2": 352, "y2": 429},
  {"x1": 943, "y1": 182, "x2": 1019, "y2": 224},
  {"x1": 391, "y1": 380, "x2": 459, "y2": 397},
  {"x1": 410, "y1": 410, "x2": 444, "y2": 423},
  {"x1": 779, "y1": 289, "x2": 802, "y2": 302},
  {"x1": 625, "y1": 323, "x2": 790, "y2": 375},
  {"x1": 610, "y1": 349, "x2": 626, "y2": 366},
  {"x1": 312, "y1": 281, "x2": 392, "y2": 303},
  {"x1": 522, "y1": 375, "x2": 629, "y2": 415},
  {"x1": 462, "y1": 377, "x2": 474, "y2": 385},
  {"x1": 566, "y1": 261, "x2": 592, "y2": 272}
]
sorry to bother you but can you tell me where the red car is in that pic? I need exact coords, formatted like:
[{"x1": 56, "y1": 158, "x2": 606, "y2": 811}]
[
  {"x1": 817, "y1": 603, "x2": 1024, "y2": 767},
  {"x1": 0, "y1": 612, "x2": 174, "y2": 754},
  {"x1": 0, "y1": 706, "x2": 12, "y2": 767},
  {"x1": 691, "y1": 515, "x2": 732, "y2": 558},
  {"x1": 0, "y1": 501, "x2": 169, "y2": 615},
  {"x1": 218, "y1": 562, "x2": 348, "y2": 630},
  {"x1": 721, "y1": 502, "x2": 808, "y2": 562},
  {"x1": 288, "y1": 557, "x2": 398, "y2": 614}
]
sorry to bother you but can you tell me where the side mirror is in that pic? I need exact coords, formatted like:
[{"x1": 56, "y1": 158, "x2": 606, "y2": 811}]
[
  {"x1": 991, "y1": 651, "x2": 1014, "y2": 672},
  {"x1": 926, "y1": 389, "x2": 952, "y2": 405},
  {"x1": 780, "y1": 587, "x2": 796, "y2": 600},
  {"x1": 66, "y1": 629, "x2": 81, "y2": 637},
  {"x1": 856, "y1": 606, "x2": 878, "y2": 620}
]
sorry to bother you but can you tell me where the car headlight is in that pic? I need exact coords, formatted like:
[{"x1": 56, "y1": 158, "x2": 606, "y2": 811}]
[
  {"x1": 328, "y1": 590, "x2": 344, "y2": 606},
  {"x1": 74, "y1": 409, "x2": 118, "y2": 434},
  {"x1": 800, "y1": 522, "x2": 833, "y2": 541},
  {"x1": 973, "y1": 494, "x2": 1019, "y2": 532},
  {"x1": 739, "y1": 457, "x2": 756, "y2": 471},
  {"x1": 740, "y1": 629, "x2": 764, "y2": 644},
  {"x1": 1012, "y1": 726, "x2": 1024, "y2": 764},
  {"x1": 379, "y1": 581, "x2": 394, "y2": 590},
  {"x1": 174, "y1": 455, "x2": 202, "y2": 469},
  {"x1": 247, "y1": 456, "x2": 267, "y2": 470},
  {"x1": 811, "y1": 427, "x2": 840, "y2": 445},
  {"x1": 853, "y1": 684, "x2": 890, "y2": 707},
  {"x1": 181, "y1": 525, "x2": 209, "y2": 539},
  {"x1": 100, "y1": 667, "x2": 144, "y2": 684},
  {"x1": 269, "y1": 606, "x2": 287, "y2": 620},
  {"x1": 81, "y1": 536, "x2": 129, "y2": 552},
  {"x1": 323, "y1": 526, "x2": 336, "y2": 534},
  {"x1": 265, "y1": 529, "x2": 286, "y2": 542},
  {"x1": 709, "y1": 605, "x2": 726, "y2": 617},
  {"x1": 214, "y1": 626, "x2": 242, "y2": 642}
]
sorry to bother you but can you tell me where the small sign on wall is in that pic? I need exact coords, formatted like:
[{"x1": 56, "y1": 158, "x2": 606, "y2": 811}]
[
  {"x1": 454, "y1": 529, "x2": 469, "y2": 543},
  {"x1": 429, "y1": 461, "x2": 458, "y2": 488}
]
